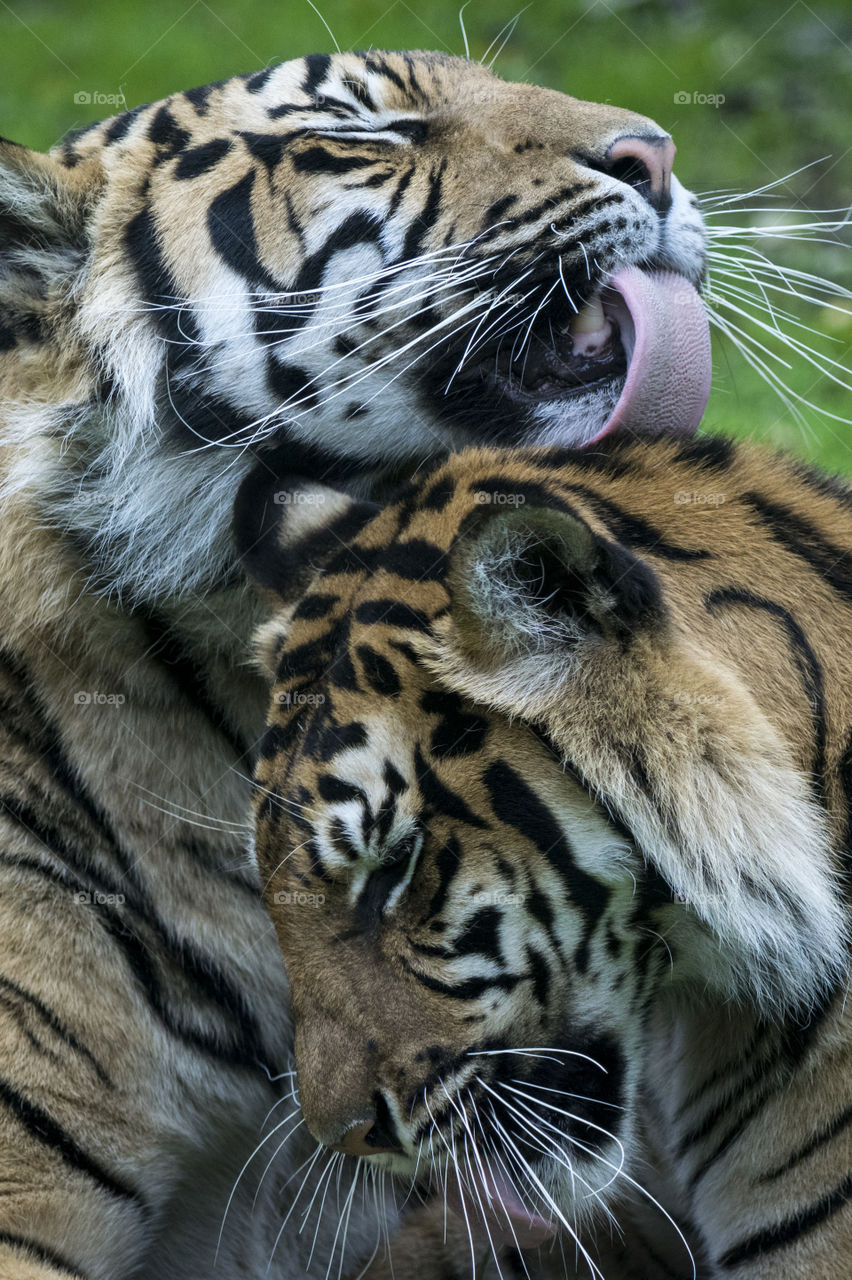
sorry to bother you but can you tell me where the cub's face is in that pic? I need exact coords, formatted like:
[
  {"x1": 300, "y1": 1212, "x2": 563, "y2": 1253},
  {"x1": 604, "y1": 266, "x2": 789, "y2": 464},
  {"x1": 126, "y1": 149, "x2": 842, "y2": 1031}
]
[
  {"x1": 248, "y1": 480, "x2": 658, "y2": 1245},
  {"x1": 246, "y1": 444, "x2": 847, "y2": 1249},
  {"x1": 254, "y1": 603, "x2": 644, "y2": 1239},
  {"x1": 34, "y1": 51, "x2": 706, "y2": 470}
]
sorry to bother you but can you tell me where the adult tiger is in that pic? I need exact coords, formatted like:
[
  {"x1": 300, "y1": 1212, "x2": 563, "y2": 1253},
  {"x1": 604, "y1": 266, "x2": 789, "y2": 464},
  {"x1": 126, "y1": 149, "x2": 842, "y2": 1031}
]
[
  {"x1": 0, "y1": 50, "x2": 712, "y2": 1280},
  {"x1": 239, "y1": 433, "x2": 852, "y2": 1280}
]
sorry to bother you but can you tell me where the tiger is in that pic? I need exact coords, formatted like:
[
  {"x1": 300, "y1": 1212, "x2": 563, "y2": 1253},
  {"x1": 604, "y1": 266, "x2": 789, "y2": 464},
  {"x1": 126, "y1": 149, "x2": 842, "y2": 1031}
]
[
  {"x1": 0, "y1": 48, "x2": 714, "y2": 1280},
  {"x1": 237, "y1": 430, "x2": 852, "y2": 1280}
]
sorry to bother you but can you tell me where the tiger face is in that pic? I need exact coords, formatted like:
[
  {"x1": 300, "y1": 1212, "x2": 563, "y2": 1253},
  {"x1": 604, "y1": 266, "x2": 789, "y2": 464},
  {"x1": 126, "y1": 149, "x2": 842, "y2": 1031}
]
[
  {"x1": 239, "y1": 439, "x2": 849, "y2": 1254},
  {"x1": 0, "y1": 52, "x2": 708, "y2": 604}
]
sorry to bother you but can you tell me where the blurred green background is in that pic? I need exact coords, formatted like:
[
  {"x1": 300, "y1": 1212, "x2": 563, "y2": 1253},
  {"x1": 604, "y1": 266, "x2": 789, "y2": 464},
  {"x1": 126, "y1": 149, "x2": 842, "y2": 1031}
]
[{"x1": 2, "y1": 0, "x2": 850, "y2": 470}]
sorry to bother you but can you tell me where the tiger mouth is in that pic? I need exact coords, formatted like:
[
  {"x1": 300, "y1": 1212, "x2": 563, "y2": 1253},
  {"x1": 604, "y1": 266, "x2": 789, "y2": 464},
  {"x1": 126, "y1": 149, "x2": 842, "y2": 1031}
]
[
  {"x1": 491, "y1": 299, "x2": 629, "y2": 404},
  {"x1": 481, "y1": 266, "x2": 712, "y2": 442}
]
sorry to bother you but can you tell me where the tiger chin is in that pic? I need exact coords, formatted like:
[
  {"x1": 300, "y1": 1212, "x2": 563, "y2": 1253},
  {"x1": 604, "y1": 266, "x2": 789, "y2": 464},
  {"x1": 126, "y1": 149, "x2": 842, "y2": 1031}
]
[{"x1": 238, "y1": 435, "x2": 852, "y2": 1280}]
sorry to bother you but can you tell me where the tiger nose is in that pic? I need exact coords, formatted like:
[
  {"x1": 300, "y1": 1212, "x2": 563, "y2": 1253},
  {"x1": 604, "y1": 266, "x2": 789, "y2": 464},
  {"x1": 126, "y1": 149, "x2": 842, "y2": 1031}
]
[
  {"x1": 606, "y1": 134, "x2": 676, "y2": 212},
  {"x1": 328, "y1": 1114, "x2": 404, "y2": 1157}
]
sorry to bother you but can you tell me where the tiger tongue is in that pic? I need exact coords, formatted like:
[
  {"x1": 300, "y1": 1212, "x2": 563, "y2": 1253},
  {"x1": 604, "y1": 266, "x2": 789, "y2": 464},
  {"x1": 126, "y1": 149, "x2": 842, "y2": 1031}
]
[
  {"x1": 447, "y1": 1172, "x2": 557, "y2": 1250},
  {"x1": 591, "y1": 266, "x2": 712, "y2": 440}
]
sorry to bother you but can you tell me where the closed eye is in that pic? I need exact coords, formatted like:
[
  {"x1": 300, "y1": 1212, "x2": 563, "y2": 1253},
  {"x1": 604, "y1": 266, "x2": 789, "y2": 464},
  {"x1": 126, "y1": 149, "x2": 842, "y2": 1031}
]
[{"x1": 314, "y1": 118, "x2": 429, "y2": 145}]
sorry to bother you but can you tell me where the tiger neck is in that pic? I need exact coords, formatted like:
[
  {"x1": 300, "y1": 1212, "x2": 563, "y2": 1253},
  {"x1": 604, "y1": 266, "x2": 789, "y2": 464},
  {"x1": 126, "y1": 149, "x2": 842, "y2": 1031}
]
[{"x1": 0, "y1": 444, "x2": 270, "y2": 848}]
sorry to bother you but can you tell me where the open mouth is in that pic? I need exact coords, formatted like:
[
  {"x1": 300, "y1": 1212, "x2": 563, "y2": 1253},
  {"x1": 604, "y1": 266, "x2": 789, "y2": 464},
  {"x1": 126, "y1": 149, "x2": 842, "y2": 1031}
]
[{"x1": 488, "y1": 266, "x2": 713, "y2": 442}]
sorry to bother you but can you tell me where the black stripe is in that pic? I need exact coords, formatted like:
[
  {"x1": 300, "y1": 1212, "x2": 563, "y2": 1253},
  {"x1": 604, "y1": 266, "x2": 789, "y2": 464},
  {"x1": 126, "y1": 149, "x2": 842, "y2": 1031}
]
[
  {"x1": 354, "y1": 599, "x2": 433, "y2": 631},
  {"x1": 245, "y1": 65, "x2": 277, "y2": 93},
  {"x1": 675, "y1": 1024, "x2": 771, "y2": 1119},
  {"x1": 302, "y1": 52, "x2": 332, "y2": 100},
  {"x1": 132, "y1": 611, "x2": 251, "y2": 762},
  {"x1": 147, "y1": 105, "x2": 190, "y2": 160},
  {"x1": 0, "y1": 807, "x2": 271, "y2": 1072},
  {"x1": 0, "y1": 1230, "x2": 87, "y2": 1279},
  {"x1": 400, "y1": 159, "x2": 445, "y2": 263},
  {"x1": 387, "y1": 163, "x2": 415, "y2": 220},
  {"x1": 292, "y1": 146, "x2": 380, "y2": 175},
  {"x1": 174, "y1": 137, "x2": 232, "y2": 179},
  {"x1": 0, "y1": 1076, "x2": 140, "y2": 1204},
  {"x1": 562, "y1": 482, "x2": 713, "y2": 562},
  {"x1": 687, "y1": 1087, "x2": 773, "y2": 1190},
  {"x1": 104, "y1": 105, "x2": 145, "y2": 145},
  {"x1": 719, "y1": 1174, "x2": 852, "y2": 1267},
  {"x1": 706, "y1": 588, "x2": 827, "y2": 797},
  {"x1": 483, "y1": 761, "x2": 610, "y2": 939},
  {"x1": 124, "y1": 202, "x2": 199, "y2": 348},
  {"x1": 401, "y1": 960, "x2": 521, "y2": 1000},
  {"x1": 414, "y1": 747, "x2": 488, "y2": 829},
  {"x1": 362, "y1": 55, "x2": 408, "y2": 95},
  {"x1": 742, "y1": 490, "x2": 852, "y2": 604},
  {"x1": 759, "y1": 1102, "x2": 852, "y2": 1183},
  {"x1": 0, "y1": 973, "x2": 111, "y2": 1087},
  {"x1": 478, "y1": 182, "x2": 592, "y2": 240},
  {"x1": 207, "y1": 169, "x2": 280, "y2": 292}
]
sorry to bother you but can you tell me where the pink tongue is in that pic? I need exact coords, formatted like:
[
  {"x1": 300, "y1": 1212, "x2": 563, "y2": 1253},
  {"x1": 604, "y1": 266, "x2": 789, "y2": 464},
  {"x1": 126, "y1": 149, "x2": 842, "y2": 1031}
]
[
  {"x1": 448, "y1": 1172, "x2": 557, "y2": 1250},
  {"x1": 594, "y1": 267, "x2": 712, "y2": 441}
]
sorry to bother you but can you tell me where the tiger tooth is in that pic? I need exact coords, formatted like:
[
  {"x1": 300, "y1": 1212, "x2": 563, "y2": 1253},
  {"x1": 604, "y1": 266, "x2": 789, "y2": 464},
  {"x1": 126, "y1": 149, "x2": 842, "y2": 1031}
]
[
  {"x1": 570, "y1": 294, "x2": 607, "y2": 335},
  {"x1": 569, "y1": 293, "x2": 613, "y2": 357}
]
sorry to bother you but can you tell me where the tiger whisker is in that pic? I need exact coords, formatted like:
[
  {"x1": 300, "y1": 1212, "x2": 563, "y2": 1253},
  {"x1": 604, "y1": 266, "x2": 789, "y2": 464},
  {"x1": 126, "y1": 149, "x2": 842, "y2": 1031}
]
[
  {"x1": 252, "y1": 1114, "x2": 307, "y2": 1209},
  {"x1": 483, "y1": 1099, "x2": 607, "y2": 1280},
  {"x1": 215, "y1": 1105, "x2": 310, "y2": 1261},
  {"x1": 424, "y1": 1091, "x2": 479, "y2": 1277},
  {"x1": 266, "y1": 1141, "x2": 329, "y2": 1268},
  {"x1": 508, "y1": 1079, "x2": 624, "y2": 1111}
]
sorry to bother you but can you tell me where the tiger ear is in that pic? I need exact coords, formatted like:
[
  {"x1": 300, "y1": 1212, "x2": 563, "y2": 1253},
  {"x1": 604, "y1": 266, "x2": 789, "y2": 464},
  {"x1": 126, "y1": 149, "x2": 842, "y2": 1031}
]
[
  {"x1": 437, "y1": 503, "x2": 848, "y2": 1014},
  {"x1": 232, "y1": 458, "x2": 379, "y2": 600},
  {"x1": 0, "y1": 139, "x2": 103, "y2": 319},
  {"x1": 447, "y1": 502, "x2": 665, "y2": 671}
]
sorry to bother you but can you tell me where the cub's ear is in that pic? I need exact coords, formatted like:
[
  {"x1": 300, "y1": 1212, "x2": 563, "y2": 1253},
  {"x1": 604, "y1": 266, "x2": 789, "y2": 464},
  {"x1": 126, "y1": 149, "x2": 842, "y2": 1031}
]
[
  {"x1": 232, "y1": 458, "x2": 379, "y2": 601},
  {"x1": 0, "y1": 139, "x2": 103, "y2": 318},
  {"x1": 448, "y1": 502, "x2": 665, "y2": 671},
  {"x1": 431, "y1": 503, "x2": 848, "y2": 1015}
]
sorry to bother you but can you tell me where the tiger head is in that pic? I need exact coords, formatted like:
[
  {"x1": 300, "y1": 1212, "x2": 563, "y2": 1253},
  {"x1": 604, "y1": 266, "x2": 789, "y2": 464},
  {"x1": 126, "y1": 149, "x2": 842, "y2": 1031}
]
[
  {"x1": 0, "y1": 51, "x2": 707, "y2": 604},
  {"x1": 237, "y1": 438, "x2": 849, "y2": 1249}
]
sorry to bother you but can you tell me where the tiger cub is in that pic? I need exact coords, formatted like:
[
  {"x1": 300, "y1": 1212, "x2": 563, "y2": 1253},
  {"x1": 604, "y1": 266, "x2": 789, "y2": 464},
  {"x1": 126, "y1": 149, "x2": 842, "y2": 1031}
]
[{"x1": 240, "y1": 433, "x2": 852, "y2": 1280}]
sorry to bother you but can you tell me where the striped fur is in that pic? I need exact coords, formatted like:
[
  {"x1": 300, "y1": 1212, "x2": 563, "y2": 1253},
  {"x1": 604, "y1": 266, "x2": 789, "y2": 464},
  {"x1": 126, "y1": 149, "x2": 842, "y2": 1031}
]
[
  {"x1": 0, "y1": 51, "x2": 703, "y2": 609},
  {"x1": 243, "y1": 435, "x2": 852, "y2": 1278},
  {"x1": 0, "y1": 51, "x2": 714, "y2": 1277}
]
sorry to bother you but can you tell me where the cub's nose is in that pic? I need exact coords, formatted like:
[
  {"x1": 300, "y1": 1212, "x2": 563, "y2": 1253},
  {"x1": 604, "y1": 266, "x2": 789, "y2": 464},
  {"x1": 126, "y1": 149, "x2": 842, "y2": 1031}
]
[
  {"x1": 328, "y1": 1099, "x2": 405, "y2": 1157},
  {"x1": 605, "y1": 133, "x2": 676, "y2": 212}
]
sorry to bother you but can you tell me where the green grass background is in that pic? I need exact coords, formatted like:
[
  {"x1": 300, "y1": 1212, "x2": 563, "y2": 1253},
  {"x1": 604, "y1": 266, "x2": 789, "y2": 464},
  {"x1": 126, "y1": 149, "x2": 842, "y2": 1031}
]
[{"x1": 2, "y1": 0, "x2": 850, "y2": 470}]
